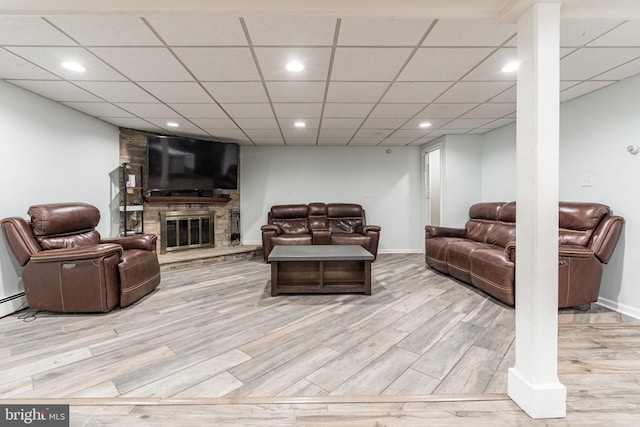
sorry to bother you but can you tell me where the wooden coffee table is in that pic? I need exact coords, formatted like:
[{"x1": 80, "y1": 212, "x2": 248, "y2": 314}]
[{"x1": 268, "y1": 245, "x2": 374, "y2": 296}]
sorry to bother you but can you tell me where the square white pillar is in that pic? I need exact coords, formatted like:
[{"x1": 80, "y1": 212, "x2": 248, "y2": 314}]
[{"x1": 507, "y1": 2, "x2": 567, "y2": 419}]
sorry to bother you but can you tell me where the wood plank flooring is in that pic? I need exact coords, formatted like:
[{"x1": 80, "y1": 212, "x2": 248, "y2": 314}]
[{"x1": 1, "y1": 253, "x2": 639, "y2": 426}]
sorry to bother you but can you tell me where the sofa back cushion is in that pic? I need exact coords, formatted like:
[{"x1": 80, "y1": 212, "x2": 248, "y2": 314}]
[
  {"x1": 28, "y1": 203, "x2": 101, "y2": 250},
  {"x1": 327, "y1": 203, "x2": 364, "y2": 234},
  {"x1": 465, "y1": 202, "x2": 505, "y2": 243},
  {"x1": 270, "y1": 204, "x2": 310, "y2": 235},
  {"x1": 559, "y1": 202, "x2": 610, "y2": 246},
  {"x1": 308, "y1": 202, "x2": 329, "y2": 230}
]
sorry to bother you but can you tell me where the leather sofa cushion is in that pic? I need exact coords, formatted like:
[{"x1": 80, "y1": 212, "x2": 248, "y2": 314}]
[
  {"x1": 275, "y1": 219, "x2": 310, "y2": 234},
  {"x1": 37, "y1": 230, "x2": 101, "y2": 250},
  {"x1": 425, "y1": 237, "x2": 467, "y2": 274},
  {"x1": 486, "y1": 223, "x2": 516, "y2": 248},
  {"x1": 559, "y1": 202, "x2": 609, "y2": 246},
  {"x1": 330, "y1": 219, "x2": 362, "y2": 234},
  {"x1": 446, "y1": 241, "x2": 498, "y2": 282},
  {"x1": 271, "y1": 204, "x2": 308, "y2": 219},
  {"x1": 271, "y1": 234, "x2": 312, "y2": 246},
  {"x1": 331, "y1": 234, "x2": 370, "y2": 247},
  {"x1": 29, "y1": 203, "x2": 99, "y2": 236}
]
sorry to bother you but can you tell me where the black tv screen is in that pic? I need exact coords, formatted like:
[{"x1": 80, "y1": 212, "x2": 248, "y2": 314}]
[{"x1": 147, "y1": 135, "x2": 238, "y2": 192}]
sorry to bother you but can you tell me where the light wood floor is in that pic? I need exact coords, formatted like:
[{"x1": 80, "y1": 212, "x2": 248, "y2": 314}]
[{"x1": 0, "y1": 253, "x2": 639, "y2": 426}]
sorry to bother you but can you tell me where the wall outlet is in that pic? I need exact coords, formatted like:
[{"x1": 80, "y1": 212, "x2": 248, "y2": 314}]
[{"x1": 580, "y1": 173, "x2": 593, "y2": 187}]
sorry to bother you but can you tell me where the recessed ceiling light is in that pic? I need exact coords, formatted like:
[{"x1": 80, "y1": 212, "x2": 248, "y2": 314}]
[
  {"x1": 501, "y1": 61, "x2": 519, "y2": 72},
  {"x1": 419, "y1": 122, "x2": 432, "y2": 128},
  {"x1": 166, "y1": 122, "x2": 179, "y2": 128},
  {"x1": 294, "y1": 121, "x2": 306, "y2": 128},
  {"x1": 286, "y1": 61, "x2": 304, "y2": 72},
  {"x1": 62, "y1": 61, "x2": 86, "y2": 72}
]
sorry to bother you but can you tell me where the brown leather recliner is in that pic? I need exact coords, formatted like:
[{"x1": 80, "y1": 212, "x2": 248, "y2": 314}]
[
  {"x1": 261, "y1": 202, "x2": 381, "y2": 261},
  {"x1": 1, "y1": 202, "x2": 161, "y2": 313}
]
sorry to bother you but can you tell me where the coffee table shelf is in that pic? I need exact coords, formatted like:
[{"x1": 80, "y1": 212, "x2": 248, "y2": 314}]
[{"x1": 268, "y1": 245, "x2": 374, "y2": 296}]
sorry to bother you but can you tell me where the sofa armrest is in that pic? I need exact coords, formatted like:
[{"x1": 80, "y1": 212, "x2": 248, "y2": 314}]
[
  {"x1": 504, "y1": 242, "x2": 516, "y2": 262},
  {"x1": 505, "y1": 243, "x2": 596, "y2": 263},
  {"x1": 312, "y1": 229, "x2": 331, "y2": 245},
  {"x1": 425, "y1": 226, "x2": 466, "y2": 239},
  {"x1": 28, "y1": 243, "x2": 123, "y2": 263},
  {"x1": 362, "y1": 225, "x2": 381, "y2": 234},
  {"x1": 589, "y1": 215, "x2": 624, "y2": 264},
  {"x1": 261, "y1": 224, "x2": 283, "y2": 235},
  {"x1": 101, "y1": 234, "x2": 157, "y2": 251}
]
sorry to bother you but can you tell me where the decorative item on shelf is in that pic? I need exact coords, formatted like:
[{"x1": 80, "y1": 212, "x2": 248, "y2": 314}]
[
  {"x1": 120, "y1": 162, "x2": 145, "y2": 236},
  {"x1": 230, "y1": 209, "x2": 240, "y2": 246}
]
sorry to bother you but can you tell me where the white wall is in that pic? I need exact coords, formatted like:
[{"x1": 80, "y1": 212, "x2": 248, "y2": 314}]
[
  {"x1": 479, "y1": 74, "x2": 640, "y2": 318},
  {"x1": 0, "y1": 81, "x2": 119, "y2": 317},
  {"x1": 239, "y1": 145, "x2": 423, "y2": 252}
]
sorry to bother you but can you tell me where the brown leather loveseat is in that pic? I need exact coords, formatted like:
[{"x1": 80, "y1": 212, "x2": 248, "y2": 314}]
[
  {"x1": 1, "y1": 202, "x2": 161, "y2": 313},
  {"x1": 425, "y1": 201, "x2": 624, "y2": 308},
  {"x1": 261, "y1": 203, "x2": 381, "y2": 261}
]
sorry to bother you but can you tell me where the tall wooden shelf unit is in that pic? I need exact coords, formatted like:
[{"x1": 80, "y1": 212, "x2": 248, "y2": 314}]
[{"x1": 120, "y1": 162, "x2": 145, "y2": 236}]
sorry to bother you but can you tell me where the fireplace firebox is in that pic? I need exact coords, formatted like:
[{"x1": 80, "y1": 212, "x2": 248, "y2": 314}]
[{"x1": 160, "y1": 210, "x2": 215, "y2": 254}]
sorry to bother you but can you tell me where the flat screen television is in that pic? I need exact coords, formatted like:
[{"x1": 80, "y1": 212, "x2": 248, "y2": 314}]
[{"x1": 147, "y1": 135, "x2": 238, "y2": 194}]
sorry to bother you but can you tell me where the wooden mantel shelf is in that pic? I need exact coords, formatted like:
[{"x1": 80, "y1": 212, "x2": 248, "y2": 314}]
[{"x1": 144, "y1": 196, "x2": 231, "y2": 204}]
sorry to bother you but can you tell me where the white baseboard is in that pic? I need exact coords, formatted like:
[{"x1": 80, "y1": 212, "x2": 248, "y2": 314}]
[
  {"x1": 0, "y1": 293, "x2": 27, "y2": 318},
  {"x1": 596, "y1": 296, "x2": 640, "y2": 320}
]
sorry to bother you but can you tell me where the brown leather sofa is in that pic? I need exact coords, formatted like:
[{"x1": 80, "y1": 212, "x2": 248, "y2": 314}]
[
  {"x1": 425, "y1": 201, "x2": 624, "y2": 308},
  {"x1": 1, "y1": 202, "x2": 161, "y2": 313},
  {"x1": 261, "y1": 203, "x2": 381, "y2": 261}
]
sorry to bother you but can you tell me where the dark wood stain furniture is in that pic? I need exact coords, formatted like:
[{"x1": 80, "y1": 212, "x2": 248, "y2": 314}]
[{"x1": 268, "y1": 245, "x2": 374, "y2": 296}]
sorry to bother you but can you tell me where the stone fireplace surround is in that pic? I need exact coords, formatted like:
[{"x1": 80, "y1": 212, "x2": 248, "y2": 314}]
[{"x1": 119, "y1": 128, "x2": 241, "y2": 254}]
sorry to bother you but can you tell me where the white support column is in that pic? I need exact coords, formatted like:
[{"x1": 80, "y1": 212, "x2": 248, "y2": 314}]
[{"x1": 507, "y1": 2, "x2": 567, "y2": 419}]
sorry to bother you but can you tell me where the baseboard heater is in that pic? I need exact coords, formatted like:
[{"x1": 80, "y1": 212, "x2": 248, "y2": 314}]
[{"x1": 0, "y1": 292, "x2": 27, "y2": 317}]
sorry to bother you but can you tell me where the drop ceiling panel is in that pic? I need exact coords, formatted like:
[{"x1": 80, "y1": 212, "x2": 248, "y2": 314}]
[
  {"x1": 440, "y1": 118, "x2": 495, "y2": 129},
  {"x1": 6, "y1": 47, "x2": 126, "y2": 81},
  {"x1": 317, "y1": 138, "x2": 351, "y2": 145},
  {"x1": 437, "y1": 81, "x2": 513, "y2": 103},
  {"x1": 46, "y1": 16, "x2": 162, "y2": 46},
  {"x1": 75, "y1": 81, "x2": 158, "y2": 102},
  {"x1": 463, "y1": 48, "x2": 517, "y2": 81},
  {"x1": 338, "y1": 18, "x2": 433, "y2": 46},
  {"x1": 115, "y1": 103, "x2": 178, "y2": 118},
  {"x1": 561, "y1": 47, "x2": 640, "y2": 80},
  {"x1": 282, "y1": 128, "x2": 319, "y2": 139},
  {"x1": 191, "y1": 118, "x2": 240, "y2": 129},
  {"x1": 479, "y1": 118, "x2": 515, "y2": 129},
  {"x1": 233, "y1": 117, "x2": 279, "y2": 129},
  {"x1": 272, "y1": 103, "x2": 322, "y2": 117},
  {"x1": 380, "y1": 137, "x2": 417, "y2": 145},
  {"x1": 254, "y1": 47, "x2": 331, "y2": 80},
  {"x1": 146, "y1": 118, "x2": 202, "y2": 131},
  {"x1": 173, "y1": 47, "x2": 260, "y2": 81},
  {"x1": 9, "y1": 80, "x2": 103, "y2": 102},
  {"x1": 322, "y1": 103, "x2": 375, "y2": 117},
  {"x1": 284, "y1": 137, "x2": 318, "y2": 145},
  {"x1": 206, "y1": 129, "x2": 249, "y2": 140},
  {"x1": 90, "y1": 47, "x2": 193, "y2": 81},
  {"x1": 560, "y1": 80, "x2": 616, "y2": 102},
  {"x1": 401, "y1": 118, "x2": 449, "y2": 129},
  {"x1": 360, "y1": 118, "x2": 408, "y2": 129},
  {"x1": 593, "y1": 57, "x2": 640, "y2": 80},
  {"x1": 561, "y1": 18, "x2": 624, "y2": 46},
  {"x1": 331, "y1": 47, "x2": 413, "y2": 81},
  {"x1": 281, "y1": 118, "x2": 320, "y2": 129},
  {"x1": 145, "y1": 16, "x2": 247, "y2": 46},
  {"x1": 318, "y1": 129, "x2": 358, "y2": 138},
  {"x1": 391, "y1": 129, "x2": 431, "y2": 138},
  {"x1": 461, "y1": 103, "x2": 516, "y2": 119},
  {"x1": 168, "y1": 103, "x2": 228, "y2": 118},
  {"x1": 221, "y1": 103, "x2": 274, "y2": 118},
  {"x1": 589, "y1": 20, "x2": 640, "y2": 46},
  {"x1": 252, "y1": 137, "x2": 285, "y2": 145},
  {"x1": 243, "y1": 129, "x2": 283, "y2": 138},
  {"x1": 320, "y1": 118, "x2": 365, "y2": 129},
  {"x1": 137, "y1": 82, "x2": 212, "y2": 103},
  {"x1": 62, "y1": 102, "x2": 134, "y2": 118},
  {"x1": 353, "y1": 129, "x2": 394, "y2": 138},
  {"x1": 99, "y1": 117, "x2": 162, "y2": 132},
  {"x1": 325, "y1": 82, "x2": 388, "y2": 102},
  {"x1": 243, "y1": 17, "x2": 337, "y2": 46},
  {"x1": 265, "y1": 81, "x2": 326, "y2": 102},
  {"x1": 489, "y1": 85, "x2": 516, "y2": 102},
  {"x1": 0, "y1": 49, "x2": 60, "y2": 79},
  {"x1": 0, "y1": 17, "x2": 76, "y2": 45},
  {"x1": 423, "y1": 19, "x2": 515, "y2": 47},
  {"x1": 369, "y1": 103, "x2": 424, "y2": 118},
  {"x1": 380, "y1": 82, "x2": 451, "y2": 103},
  {"x1": 414, "y1": 103, "x2": 478, "y2": 118},
  {"x1": 349, "y1": 137, "x2": 385, "y2": 145},
  {"x1": 398, "y1": 48, "x2": 494, "y2": 81},
  {"x1": 201, "y1": 82, "x2": 269, "y2": 103}
]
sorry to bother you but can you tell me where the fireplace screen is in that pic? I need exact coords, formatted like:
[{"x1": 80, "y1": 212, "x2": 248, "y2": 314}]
[{"x1": 160, "y1": 210, "x2": 215, "y2": 254}]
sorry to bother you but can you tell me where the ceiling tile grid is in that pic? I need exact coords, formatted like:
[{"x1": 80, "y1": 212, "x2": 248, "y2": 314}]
[{"x1": 0, "y1": 15, "x2": 639, "y2": 145}]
